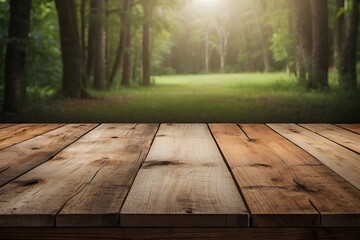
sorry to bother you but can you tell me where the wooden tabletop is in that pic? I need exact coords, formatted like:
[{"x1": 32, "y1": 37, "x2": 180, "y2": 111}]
[{"x1": 0, "y1": 123, "x2": 359, "y2": 228}]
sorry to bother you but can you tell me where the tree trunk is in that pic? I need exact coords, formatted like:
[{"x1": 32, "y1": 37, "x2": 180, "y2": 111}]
[
  {"x1": 290, "y1": 0, "x2": 313, "y2": 82},
  {"x1": 108, "y1": 0, "x2": 131, "y2": 88},
  {"x1": 122, "y1": 23, "x2": 132, "y2": 86},
  {"x1": 55, "y1": 0, "x2": 87, "y2": 98},
  {"x1": 86, "y1": 0, "x2": 96, "y2": 83},
  {"x1": 295, "y1": 47, "x2": 307, "y2": 83},
  {"x1": 92, "y1": 0, "x2": 107, "y2": 90},
  {"x1": 251, "y1": 1, "x2": 274, "y2": 72},
  {"x1": 334, "y1": 0, "x2": 345, "y2": 68},
  {"x1": 142, "y1": 0, "x2": 154, "y2": 86},
  {"x1": 3, "y1": 0, "x2": 32, "y2": 114},
  {"x1": 215, "y1": 25, "x2": 229, "y2": 73},
  {"x1": 309, "y1": 0, "x2": 329, "y2": 89},
  {"x1": 204, "y1": 31, "x2": 210, "y2": 72},
  {"x1": 80, "y1": 0, "x2": 87, "y2": 87},
  {"x1": 340, "y1": 0, "x2": 359, "y2": 89}
]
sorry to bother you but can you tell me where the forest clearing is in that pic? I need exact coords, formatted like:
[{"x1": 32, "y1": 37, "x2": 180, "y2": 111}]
[
  {"x1": 2, "y1": 73, "x2": 358, "y2": 123},
  {"x1": 1, "y1": 0, "x2": 359, "y2": 123}
]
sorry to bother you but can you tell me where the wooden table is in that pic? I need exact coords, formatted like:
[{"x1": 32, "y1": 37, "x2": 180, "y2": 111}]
[{"x1": 0, "y1": 123, "x2": 359, "y2": 239}]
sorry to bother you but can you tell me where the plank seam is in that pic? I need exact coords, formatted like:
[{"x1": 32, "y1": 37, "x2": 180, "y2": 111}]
[
  {"x1": 0, "y1": 124, "x2": 66, "y2": 151},
  {"x1": 0, "y1": 124, "x2": 15, "y2": 130},
  {"x1": 335, "y1": 124, "x2": 360, "y2": 135},
  {"x1": 265, "y1": 123, "x2": 347, "y2": 178},
  {"x1": 0, "y1": 124, "x2": 100, "y2": 188},
  {"x1": 118, "y1": 123, "x2": 161, "y2": 225},
  {"x1": 246, "y1": 124, "x2": 323, "y2": 225},
  {"x1": 266, "y1": 123, "x2": 360, "y2": 205},
  {"x1": 300, "y1": 124, "x2": 360, "y2": 155},
  {"x1": 207, "y1": 124, "x2": 251, "y2": 227}
]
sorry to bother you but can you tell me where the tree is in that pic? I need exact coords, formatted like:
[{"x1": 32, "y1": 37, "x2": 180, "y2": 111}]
[
  {"x1": 80, "y1": 0, "x2": 87, "y2": 87},
  {"x1": 55, "y1": 0, "x2": 87, "y2": 98},
  {"x1": 334, "y1": 0, "x2": 345, "y2": 68},
  {"x1": 252, "y1": 0, "x2": 274, "y2": 72},
  {"x1": 340, "y1": 0, "x2": 359, "y2": 89},
  {"x1": 290, "y1": 0, "x2": 312, "y2": 84},
  {"x1": 141, "y1": 0, "x2": 155, "y2": 86},
  {"x1": 214, "y1": 20, "x2": 230, "y2": 73},
  {"x1": 92, "y1": 0, "x2": 107, "y2": 90},
  {"x1": 86, "y1": 0, "x2": 96, "y2": 82},
  {"x1": 309, "y1": 0, "x2": 329, "y2": 89},
  {"x1": 121, "y1": 0, "x2": 133, "y2": 86},
  {"x1": 108, "y1": 0, "x2": 132, "y2": 87},
  {"x1": 3, "y1": 0, "x2": 32, "y2": 114}
]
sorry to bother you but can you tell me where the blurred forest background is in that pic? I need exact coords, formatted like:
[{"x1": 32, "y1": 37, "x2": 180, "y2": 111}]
[{"x1": 0, "y1": 0, "x2": 359, "y2": 123}]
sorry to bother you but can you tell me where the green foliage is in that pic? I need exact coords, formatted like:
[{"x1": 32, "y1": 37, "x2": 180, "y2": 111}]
[{"x1": 28, "y1": 0, "x2": 61, "y2": 88}]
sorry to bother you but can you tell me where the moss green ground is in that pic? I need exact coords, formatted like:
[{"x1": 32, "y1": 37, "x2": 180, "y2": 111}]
[{"x1": 3, "y1": 73, "x2": 360, "y2": 123}]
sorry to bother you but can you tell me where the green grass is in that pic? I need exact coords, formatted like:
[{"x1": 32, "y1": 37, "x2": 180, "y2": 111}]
[{"x1": 4, "y1": 72, "x2": 360, "y2": 123}]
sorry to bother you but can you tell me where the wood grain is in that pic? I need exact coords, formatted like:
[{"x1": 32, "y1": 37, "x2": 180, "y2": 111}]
[
  {"x1": 210, "y1": 124, "x2": 318, "y2": 227},
  {"x1": 121, "y1": 124, "x2": 249, "y2": 227},
  {"x1": 57, "y1": 124, "x2": 158, "y2": 227},
  {"x1": 0, "y1": 124, "x2": 14, "y2": 129},
  {"x1": 241, "y1": 124, "x2": 360, "y2": 227},
  {"x1": 268, "y1": 124, "x2": 360, "y2": 190},
  {"x1": 0, "y1": 124, "x2": 96, "y2": 187},
  {"x1": 0, "y1": 124, "x2": 158, "y2": 227},
  {"x1": 336, "y1": 124, "x2": 360, "y2": 134},
  {"x1": 0, "y1": 124, "x2": 63, "y2": 150},
  {"x1": 301, "y1": 124, "x2": 360, "y2": 154}
]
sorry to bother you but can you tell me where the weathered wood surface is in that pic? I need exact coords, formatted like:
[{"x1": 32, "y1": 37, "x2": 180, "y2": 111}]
[
  {"x1": 301, "y1": 124, "x2": 360, "y2": 154},
  {"x1": 121, "y1": 124, "x2": 249, "y2": 227},
  {"x1": 210, "y1": 124, "x2": 360, "y2": 227},
  {"x1": 337, "y1": 124, "x2": 360, "y2": 134},
  {"x1": 2, "y1": 228, "x2": 360, "y2": 240},
  {"x1": 0, "y1": 123, "x2": 359, "y2": 230},
  {"x1": 0, "y1": 124, "x2": 63, "y2": 150},
  {"x1": 242, "y1": 124, "x2": 360, "y2": 227},
  {"x1": 0, "y1": 123, "x2": 14, "y2": 129},
  {"x1": 268, "y1": 124, "x2": 360, "y2": 190},
  {"x1": 57, "y1": 124, "x2": 158, "y2": 227},
  {"x1": 0, "y1": 124, "x2": 158, "y2": 227},
  {"x1": 0, "y1": 124, "x2": 96, "y2": 187}
]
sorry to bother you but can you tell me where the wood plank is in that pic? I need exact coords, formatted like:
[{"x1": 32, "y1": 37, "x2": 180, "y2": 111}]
[
  {"x1": 210, "y1": 124, "x2": 319, "y2": 227},
  {"x1": 301, "y1": 124, "x2": 360, "y2": 154},
  {"x1": 336, "y1": 124, "x2": 360, "y2": 135},
  {"x1": 0, "y1": 124, "x2": 158, "y2": 227},
  {"x1": 0, "y1": 124, "x2": 14, "y2": 129},
  {"x1": 0, "y1": 124, "x2": 64, "y2": 150},
  {"x1": 241, "y1": 124, "x2": 360, "y2": 227},
  {"x1": 0, "y1": 124, "x2": 96, "y2": 187},
  {"x1": 268, "y1": 124, "x2": 360, "y2": 190},
  {"x1": 121, "y1": 124, "x2": 249, "y2": 227},
  {"x1": 57, "y1": 124, "x2": 158, "y2": 227}
]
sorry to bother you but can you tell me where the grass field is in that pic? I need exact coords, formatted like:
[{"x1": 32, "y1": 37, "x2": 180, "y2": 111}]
[{"x1": 2, "y1": 73, "x2": 360, "y2": 123}]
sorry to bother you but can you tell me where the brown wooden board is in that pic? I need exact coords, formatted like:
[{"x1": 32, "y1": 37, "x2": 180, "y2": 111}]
[
  {"x1": 336, "y1": 124, "x2": 360, "y2": 135},
  {"x1": 0, "y1": 124, "x2": 15, "y2": 129},
  {"x1": 0, "y1": 124, "x2": 96, "y2": 187},
  {"x1": 268, "y1": 124, "x2": 360, "y2": 191},
  {"x1": 210, "y1": 124, "x2": 360, "y2": 227},
  {"x1": 0, "y1": 124, "x2": 64, "y2": 150},
  {"x1": 0, "y1": 124, "x2": 158, "y2": 227},
  {"x1": 57, "y1": 124, "x2": 158, "y2": 227},
  {"x1": 121, "y1": 124, "x2": 249, "y2": 227},
  {"x1": 301, "y1": 124, "x2": 360, "y2": 154}
]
